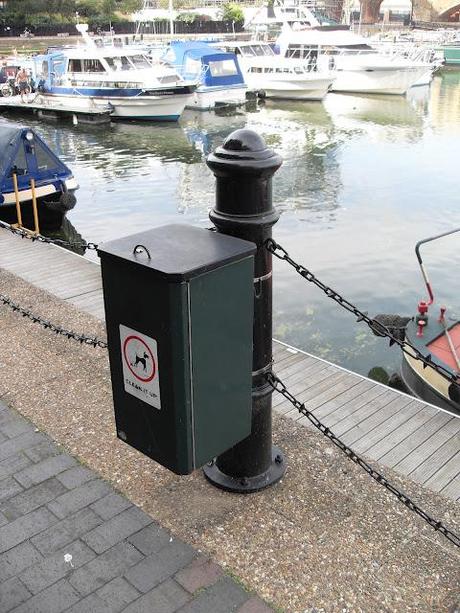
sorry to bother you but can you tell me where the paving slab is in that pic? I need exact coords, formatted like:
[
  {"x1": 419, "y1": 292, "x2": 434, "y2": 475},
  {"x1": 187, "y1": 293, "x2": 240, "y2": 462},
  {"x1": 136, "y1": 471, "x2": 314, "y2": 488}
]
[
  {"x1": 0, "y1": 257, "x2": 458, "y2": 611},
  {"x1": 0, "y1": 401, "x2": 259, "y2": 612}
]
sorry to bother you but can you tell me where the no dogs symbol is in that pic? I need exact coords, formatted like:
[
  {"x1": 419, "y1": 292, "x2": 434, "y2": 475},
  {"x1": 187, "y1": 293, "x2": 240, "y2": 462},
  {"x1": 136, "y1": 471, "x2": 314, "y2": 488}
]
[
  {"x1": 123, "y1": 335, "x2": 156, "y2": 383},
  {"x1": 119, "y1": 324, "x2": 161, "y2": 410}
]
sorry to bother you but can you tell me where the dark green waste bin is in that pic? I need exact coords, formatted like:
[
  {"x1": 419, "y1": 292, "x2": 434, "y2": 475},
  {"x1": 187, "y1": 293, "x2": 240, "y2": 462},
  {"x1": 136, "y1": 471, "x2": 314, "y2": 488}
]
[{"x1": 98, "y1": 224, "x2": 256, "y2": 475}]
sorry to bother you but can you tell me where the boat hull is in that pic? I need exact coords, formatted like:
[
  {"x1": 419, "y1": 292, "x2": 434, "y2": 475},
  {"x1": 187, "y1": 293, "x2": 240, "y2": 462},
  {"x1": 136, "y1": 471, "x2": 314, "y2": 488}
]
[
  {"x1": 186, "y1": 85, "x2": 247, "y2": 110},
  {"x1": 401, "y1": 352, "x2": 460, "y2": 415},
  {"x1": 443, "y1": 46, "x2": 460, "y2": 65},
  {"x1": 331, "y1": 65, "x2": 431, "y2": 95},
  {"x1": 1, "y1": 177, "x2": 78, "y2": 206},
  {"x1": 399, "y1": 318, "x2": 460, "y2": 415},
  {"x1": 0, "y1": 182, "x2": 78, "y2": 230},
  {"x1": 44, "y1": 90, "x2": 193, "y2": 121},
  {"x1": 247, "y1": 76, "x2": 333, "y2": 101}
]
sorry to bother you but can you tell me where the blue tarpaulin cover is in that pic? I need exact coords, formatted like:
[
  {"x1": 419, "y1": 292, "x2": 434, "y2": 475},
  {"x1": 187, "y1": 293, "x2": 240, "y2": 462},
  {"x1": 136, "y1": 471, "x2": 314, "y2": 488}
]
[
  {"x1": 0, "y1": 122, "x2": 71, "y2": 197},
  {"x1": 163, "y1": 42, "x2": 245, "y2": 87}
]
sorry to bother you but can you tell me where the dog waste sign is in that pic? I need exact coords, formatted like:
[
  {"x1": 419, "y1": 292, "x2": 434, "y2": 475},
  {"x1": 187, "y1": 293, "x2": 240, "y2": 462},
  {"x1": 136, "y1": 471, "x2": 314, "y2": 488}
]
[{"x1": 120, "y1": 324, "x2": 161, "y2": 410}]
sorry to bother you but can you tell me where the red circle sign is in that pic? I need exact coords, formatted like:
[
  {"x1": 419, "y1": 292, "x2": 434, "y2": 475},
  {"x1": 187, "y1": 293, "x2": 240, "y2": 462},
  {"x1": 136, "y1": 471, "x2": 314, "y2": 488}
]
[{"x1": 123, "y1": 335, "x2": 156, "y2": 383}]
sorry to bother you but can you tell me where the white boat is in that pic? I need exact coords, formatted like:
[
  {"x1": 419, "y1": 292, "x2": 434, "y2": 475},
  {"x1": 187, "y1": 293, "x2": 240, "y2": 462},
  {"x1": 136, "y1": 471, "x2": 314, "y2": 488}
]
[
  {"x1": 277, "y1": 26, "x2": 432, "y2": 96},
  {"x1": 222, "y1": 42, "x2": 334, "y2": 101},
  {"x1": 371, "y1": 42, "x2": 442, "y2": 87},
  {"x1": 31, "y1": 24, "x2": 195, "y2": 121},
  {"x1": 161, "y1": 42, "x2": 247, "y2": 111}
]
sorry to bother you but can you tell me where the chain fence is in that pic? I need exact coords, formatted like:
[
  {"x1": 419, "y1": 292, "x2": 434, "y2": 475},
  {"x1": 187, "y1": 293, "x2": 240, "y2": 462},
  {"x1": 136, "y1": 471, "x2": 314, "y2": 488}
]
[
  {"x1": 1, "y1": 218, "x2": 458, "y2": 546},
  {"x1": 266, "y1": 238, "x2": 460, "y2": 392},
  {"x1": 0, "y1": 293, "x2": 107, "y2": 348},
  {"x1": 0, "y1": 219, "x2": 99, "y2": 252},
  {"x1": 267, "y1": 372, "x2": 460, "y2": 548}
]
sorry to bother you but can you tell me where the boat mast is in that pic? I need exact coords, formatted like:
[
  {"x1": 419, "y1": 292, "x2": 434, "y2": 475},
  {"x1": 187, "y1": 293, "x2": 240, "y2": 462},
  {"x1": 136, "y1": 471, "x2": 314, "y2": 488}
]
[{"x1": 169, "y1": 0, "x2": 174, "y2": 37}]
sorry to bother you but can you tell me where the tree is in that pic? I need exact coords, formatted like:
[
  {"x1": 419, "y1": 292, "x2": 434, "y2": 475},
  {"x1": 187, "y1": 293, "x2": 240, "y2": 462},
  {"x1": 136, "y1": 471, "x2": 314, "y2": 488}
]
[
  {"x1": 117, "y1": 0, "x2": 143, "y2": 12},
  {"x1": 2, "y1": 0, "x2": 142, "y2": 25},
  {"x1": 220, "y1": 3, "x2": 244, "y2": 24},
  {"x1": 176, "y1": 12, "x2": 198, "y2": 23},
  {"x1": 359, "y1": 0, "x2": 383, "y2": 23}
]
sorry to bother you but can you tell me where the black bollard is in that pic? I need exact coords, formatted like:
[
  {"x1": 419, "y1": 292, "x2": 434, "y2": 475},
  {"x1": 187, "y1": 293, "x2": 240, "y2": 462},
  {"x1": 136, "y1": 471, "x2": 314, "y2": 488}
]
[{"x1": 203, "y1": 129, "x2": 286, "y2": 493}]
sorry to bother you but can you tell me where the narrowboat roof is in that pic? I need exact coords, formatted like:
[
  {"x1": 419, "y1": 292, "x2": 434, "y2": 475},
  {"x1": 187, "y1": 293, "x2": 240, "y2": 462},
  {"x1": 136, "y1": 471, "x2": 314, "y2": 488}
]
[{"x1": 0, "y1": 122, "x2": 72, "y2": 194}]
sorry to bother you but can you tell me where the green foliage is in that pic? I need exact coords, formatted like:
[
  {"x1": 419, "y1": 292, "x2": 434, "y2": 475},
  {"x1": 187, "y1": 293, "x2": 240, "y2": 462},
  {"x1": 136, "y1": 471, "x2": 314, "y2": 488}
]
[
  {"x1": 2, "y1": 0, "x2": 143, "y2": 25},
  {"x1": 176, "y1": 12, "x2": 198, "y2": 23},
  {"x1": 220, "y1": 3, "x2": 244, "y2": 23}
]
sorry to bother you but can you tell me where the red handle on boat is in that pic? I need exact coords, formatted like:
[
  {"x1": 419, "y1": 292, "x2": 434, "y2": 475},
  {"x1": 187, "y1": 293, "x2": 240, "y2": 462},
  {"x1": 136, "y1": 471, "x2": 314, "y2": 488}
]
[
  {"x1": 415, "y1": 227, "x2": 460, "y2": 306},
  {"x1": 417, "y1": 320, "x2": 426, "y2": 337}
]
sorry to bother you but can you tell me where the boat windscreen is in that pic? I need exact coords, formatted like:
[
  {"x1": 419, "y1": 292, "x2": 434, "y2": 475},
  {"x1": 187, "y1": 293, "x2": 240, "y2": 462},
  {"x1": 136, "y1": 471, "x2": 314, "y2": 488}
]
[
  {"x1": 127, "y1": 55, "x2": 152, "y2": 69},
  {"x1": 208, "y1": 59, "x2": 239, "y2": 77}
]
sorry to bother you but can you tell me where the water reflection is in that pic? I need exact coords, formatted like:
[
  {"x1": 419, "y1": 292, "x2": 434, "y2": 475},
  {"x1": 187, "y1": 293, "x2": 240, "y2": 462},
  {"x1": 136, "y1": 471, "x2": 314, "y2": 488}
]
[
  {"x1": 3, "y1": 72, "x2": 460, "y2": 383},
  {"x1": 429, "y1": 70, "x2": 460, "y2": 132},
  {"x1": 44, "y1": 217, "x2": 86, "y2": 256},
  {"x1": 244, "y1": 101, "x2": 342, "y2": 221},
  {"x1": 324, "y1": 89, "x2": 428, "y2": 143}
]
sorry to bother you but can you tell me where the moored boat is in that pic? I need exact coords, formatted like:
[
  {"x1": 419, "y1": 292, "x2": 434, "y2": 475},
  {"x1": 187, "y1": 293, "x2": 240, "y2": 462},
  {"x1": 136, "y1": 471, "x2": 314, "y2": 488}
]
[
  {"x1": 161, "y1": 42, "x2": 247, "y2": 110},
  {"x1": 222, "y1": 41, "x2": 334, "y2": 101},
  {"x1": 0, "y1": 122, "x2": 78, "y2": 227},
  {"x1": 31, "y1": 24, "x2": 195, "y2": 121},
  {"x1": 276, "y1": 26, "x2": 432, "y2": 96},
  {"x1": 393, "y1": 228, "x2": 460, "y2": 415},
  {"x1": 443, "y1": 44, "x2": 460, "y2": 66}
]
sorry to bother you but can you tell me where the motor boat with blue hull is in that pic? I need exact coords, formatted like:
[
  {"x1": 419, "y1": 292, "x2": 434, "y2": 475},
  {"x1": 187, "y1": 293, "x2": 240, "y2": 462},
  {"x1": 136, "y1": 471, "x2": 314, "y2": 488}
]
[
  {"x1": 31, "y1": 24, "x2": 196, "y2": 121},
  {"x1": 0, "y1": 122, "x2": 78, "y2": 228},
  {"x1": 161, "y1": 42, "x2": 247, "y2": 111},
  {"x1": 378, "y1": 228, "x2": 460, "y2": 416}
]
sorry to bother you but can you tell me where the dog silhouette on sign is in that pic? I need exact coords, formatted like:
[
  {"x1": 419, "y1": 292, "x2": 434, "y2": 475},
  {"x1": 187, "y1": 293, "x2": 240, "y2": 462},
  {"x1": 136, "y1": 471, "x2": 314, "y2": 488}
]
[{"x1": 132, "y1": 352, "x2": 149, "y2": 372}]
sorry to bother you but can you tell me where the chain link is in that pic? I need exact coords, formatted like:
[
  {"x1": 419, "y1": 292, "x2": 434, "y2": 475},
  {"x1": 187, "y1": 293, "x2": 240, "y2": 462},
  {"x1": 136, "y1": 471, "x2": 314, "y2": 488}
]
[
  {"x1": 267, "y1": 372, "x2": 460, "y2": 548},
  {"x1": 266, "y1": 238, "x2": 460, "y2": 391},
  {"x1": 0, "y1": 220, "x2": 98, "y2": 251},
  {"x1": 0, "y1": 293, "x2": 107, "y2": 348}
]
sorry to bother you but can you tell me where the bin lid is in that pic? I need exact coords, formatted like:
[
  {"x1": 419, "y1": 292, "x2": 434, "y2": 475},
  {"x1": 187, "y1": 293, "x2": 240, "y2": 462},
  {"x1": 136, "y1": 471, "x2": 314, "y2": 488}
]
[{"x1": 98, "y1": 224, "x2": 256, "y2": 282}]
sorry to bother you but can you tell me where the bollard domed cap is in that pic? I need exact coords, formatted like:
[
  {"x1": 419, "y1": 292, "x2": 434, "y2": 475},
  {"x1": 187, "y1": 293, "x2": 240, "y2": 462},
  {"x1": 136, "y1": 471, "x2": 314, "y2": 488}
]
[{"x1": 208, "y1": 129, "x2": 282, "y2": 171}]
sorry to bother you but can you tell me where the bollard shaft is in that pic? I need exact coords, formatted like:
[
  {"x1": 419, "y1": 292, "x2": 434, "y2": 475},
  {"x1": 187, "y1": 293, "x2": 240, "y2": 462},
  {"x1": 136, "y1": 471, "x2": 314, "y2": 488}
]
[{"x1": 203, "y1": 129, "x2": 286, "y2": 493}]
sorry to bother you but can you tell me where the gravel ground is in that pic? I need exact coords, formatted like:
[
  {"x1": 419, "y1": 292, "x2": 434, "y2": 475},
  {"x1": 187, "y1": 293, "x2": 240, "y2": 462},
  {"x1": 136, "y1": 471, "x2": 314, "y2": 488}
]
[{"x1": 0, "y1": 268, "x2": 459, "y2": 612}]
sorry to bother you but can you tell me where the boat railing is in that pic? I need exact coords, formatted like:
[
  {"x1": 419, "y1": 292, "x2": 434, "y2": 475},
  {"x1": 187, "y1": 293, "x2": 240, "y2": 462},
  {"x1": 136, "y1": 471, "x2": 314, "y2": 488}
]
[{"x1": 373, "y1": 42, "x2": 437, "y2": 65}]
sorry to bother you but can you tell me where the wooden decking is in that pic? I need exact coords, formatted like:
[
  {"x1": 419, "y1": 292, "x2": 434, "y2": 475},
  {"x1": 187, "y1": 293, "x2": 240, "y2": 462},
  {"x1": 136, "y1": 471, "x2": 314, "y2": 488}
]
[{"x1": 0, "y1": 230, "x2": 459, "y2": 501}]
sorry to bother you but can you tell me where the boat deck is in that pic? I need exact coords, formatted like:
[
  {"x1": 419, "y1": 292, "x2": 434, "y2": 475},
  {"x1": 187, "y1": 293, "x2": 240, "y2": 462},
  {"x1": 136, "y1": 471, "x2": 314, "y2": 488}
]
[
  {"x1": 0, "y1": 94, "x2": 111, "y2": 123},
  {"x1": 0, "y1": 229, "x2": 458, "y2": 501}
]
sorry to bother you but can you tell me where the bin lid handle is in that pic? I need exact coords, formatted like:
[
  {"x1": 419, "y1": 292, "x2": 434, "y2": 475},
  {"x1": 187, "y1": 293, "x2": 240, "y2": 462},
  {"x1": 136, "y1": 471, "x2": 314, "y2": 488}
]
[{"x1": 133, "y1": 244, "x2": 151, "y2": 259}]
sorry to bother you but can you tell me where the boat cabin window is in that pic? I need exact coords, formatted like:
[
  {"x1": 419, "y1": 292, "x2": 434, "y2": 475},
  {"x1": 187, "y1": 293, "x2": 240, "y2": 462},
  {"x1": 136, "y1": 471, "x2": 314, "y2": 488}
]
[
  {"x1": 69, "y1": 59, "x2": 106, "y2": 73},
  {"x1": 252, "y1": 45, "x2": 272, "y2": 57},
  {"x1": 68, "y1": 59, "x2": 82, "y2": 72},
  {"x1": 184, "y1": 57, "x2": 201, "y2": 77},
  {"x1": 208, "y1": 59, "x2": 238, "y2": 77},
  {"x1": 127, "y1": 55, "x2": 152, "y2": 69},
  {"x1": 85, "y1": 59, "x2": 106, "y2": 72},
  {"x1": 157, "y1": 75, "x2": 179, "y2": 84},
  {"x1": 41, "y1": 61, "x2": 49, "y2": 77}
]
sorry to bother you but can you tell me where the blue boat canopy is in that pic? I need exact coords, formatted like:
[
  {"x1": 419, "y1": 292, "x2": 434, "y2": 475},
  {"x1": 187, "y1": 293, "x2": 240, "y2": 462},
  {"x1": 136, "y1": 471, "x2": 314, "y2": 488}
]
[
  {"x1": 162, "y1": 42, "x2": 244, "y2": 88},
  {"x1": 0, "y1": 123, "x2": 71, "y2": 196}
]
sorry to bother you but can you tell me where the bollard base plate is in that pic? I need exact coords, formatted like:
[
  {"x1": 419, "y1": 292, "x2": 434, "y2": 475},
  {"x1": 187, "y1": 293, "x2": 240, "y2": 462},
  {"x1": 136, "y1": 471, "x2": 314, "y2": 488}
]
[{"x1": 203, "y1": 446, "x2": 286, "y2": 494}]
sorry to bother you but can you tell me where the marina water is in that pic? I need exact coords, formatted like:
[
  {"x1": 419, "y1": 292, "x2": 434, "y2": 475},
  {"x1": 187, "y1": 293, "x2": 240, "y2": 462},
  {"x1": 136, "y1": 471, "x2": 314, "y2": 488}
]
[{"x1": 19, "y1": 69, "x2": 460, "y2": 383}]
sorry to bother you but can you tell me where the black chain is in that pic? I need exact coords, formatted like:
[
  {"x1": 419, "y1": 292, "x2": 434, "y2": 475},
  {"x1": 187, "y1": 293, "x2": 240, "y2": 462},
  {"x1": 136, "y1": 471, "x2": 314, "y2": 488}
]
[
  {"x1": 267, "y1": 372, "x2": 460, "y2": 548},
  {"x1": 0, "y1": 293, "x2": 107, "y2": 348},
  {"x1": 266, "y1": 238, "x2": 460, "y2": 390},
  {"x1": 0, "y1": 220, "x2": 98, "y2": 251}
]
